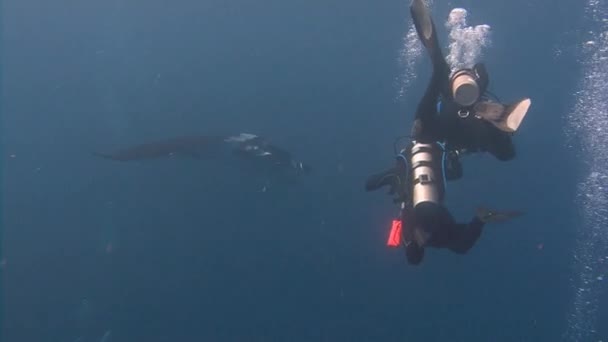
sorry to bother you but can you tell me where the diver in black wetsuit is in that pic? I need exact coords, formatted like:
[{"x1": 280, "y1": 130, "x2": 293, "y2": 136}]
[
  {"x1": 365, "y1": 150, "x2": 521, "y2": 265},
  {"x1": 365, "y1": 137, "x2": 522, "y2": 265},
  {"x1": 409, "y1": 0, "x2": 532, "y2": 163},
  {"x1": 365, "y1": 141, "x2": 521, "y2": 265},
  {"x1": 364, "y1": 0, "x2": 524, "y2": 265}
]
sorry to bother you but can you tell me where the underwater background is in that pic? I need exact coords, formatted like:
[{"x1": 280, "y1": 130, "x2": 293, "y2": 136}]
[{"x1": 1, "y1": 0, "x2": 606, "y2": 341}]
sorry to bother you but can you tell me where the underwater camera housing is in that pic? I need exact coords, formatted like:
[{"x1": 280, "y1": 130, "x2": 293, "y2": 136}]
[
  {"x1": 450, "y1": 63, "x2": 489, "y2": 107},
  {"x1": 450, "y1": 69, "x2": 480, "y2": 107}
]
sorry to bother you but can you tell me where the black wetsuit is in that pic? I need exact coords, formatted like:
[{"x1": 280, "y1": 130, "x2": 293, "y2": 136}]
[
  {"x1": 366, "y1": 46, "x2": 489, "y2": 265},
  {"x1": 367, "y1": 0, "x2": 522, "y2": 265},
  {"x1": 410, "y1": 4, "x2": 516, "y2": 161},
  {"x1": 365, "y1": 146, "x2": 485, "y2": 265}
]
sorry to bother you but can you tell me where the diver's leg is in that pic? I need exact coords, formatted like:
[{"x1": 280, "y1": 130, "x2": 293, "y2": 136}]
[
  {"x1": 446, "y1": 207, "x2": 523, "y2": 253},
  {"x1": 410, "y1": 68, "x2": 446, "y2": 142},
  {"x1": 408, "y1": 0, "x2": 451, "y2": 143},
  {"x1": 410, "y1": 34, "x2": 451, "y2": 142},
  {"x1": 400, "y1": 209, "x2": 426, "y2": 265},
  {"x1": 484, "y1": 127, "x2": 516, "y2": 161},
  {"x1": 410, "y1": 0, "x2": 451, "y2": 95},
  {"x1": 446, "y1": 217, "x2": 485, "y2": 254},
  {"x1": 404, "y1": 242, "x2": 425, "y2": 265}
]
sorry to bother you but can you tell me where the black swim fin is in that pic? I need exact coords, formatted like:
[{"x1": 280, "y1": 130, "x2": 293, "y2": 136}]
[
  {"x1": 476, "y1": 207, "x2": 524, "y2": 224},
  {"x1": 473, "y1": 98, "x2": 532, "y2": 133},
  {"x1": 501, "y1": 98, "x2": 532, "y2": 133},
  {"x1": 410, "y1": 0, "x2": 440, "y2": 57},
  {"x1": 410, "y1": 0, "x2": 451, "y2": 87}
]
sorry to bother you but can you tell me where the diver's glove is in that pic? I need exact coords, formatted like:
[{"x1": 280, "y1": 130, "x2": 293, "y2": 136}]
[{"x1": 365, "y1": 168, "x2": 398, "y2": 192}]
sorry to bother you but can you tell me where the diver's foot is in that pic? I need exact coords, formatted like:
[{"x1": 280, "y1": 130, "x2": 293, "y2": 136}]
[
  {"x1": 410, "y1": 0, "x2": 434, "y2": 47},
  {"x1": 476, "y1": 206, "x2": 524, "y2": 223}
]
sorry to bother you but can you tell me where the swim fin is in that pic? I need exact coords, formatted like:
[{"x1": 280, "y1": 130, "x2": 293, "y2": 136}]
[
  {"x1": 473, "y1": 98, "x2": 532, "y2": 133},
  {"x1": 476, "y1": 207, "x2": 524, "y2": 224},
  {"x1": 410, "y1": 0, "x2": 440, "y2": 54},
  {"x1": 410, "y1": 0, "x2": 433, "y2": 43},
  {"x1": 410, "y1": 0, "x2": 450, "y2": 83}
]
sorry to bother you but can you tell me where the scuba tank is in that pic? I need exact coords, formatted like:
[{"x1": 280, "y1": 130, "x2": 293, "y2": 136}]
[
  {"x1": 410, "y1": 142, "x2": 445, "y2": 208},
  {"x1": 408, "y1": 141, "x2": 448, "y2": 247}
]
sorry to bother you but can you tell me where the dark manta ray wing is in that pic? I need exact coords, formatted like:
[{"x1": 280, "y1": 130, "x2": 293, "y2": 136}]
[{"x1": 93, "y1": 135, "x2": 226, "y2": 161}]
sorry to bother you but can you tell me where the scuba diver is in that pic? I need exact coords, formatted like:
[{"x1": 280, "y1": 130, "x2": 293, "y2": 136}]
[
  {"x1": 93, "y1": 133, "x2": 311, "y2": 176},
  {"x1": 409, "y1": 0, "x2": 532, "y2": 163},
  {"x1": 365, "y1": 69, "x2": 525, "y2": 265},
  {"x1": 364, "y1": 0, "x2": 524, "y2": 265},
  {"x1": 365, "y1": 143, "x2": 522, "y2": 265}
]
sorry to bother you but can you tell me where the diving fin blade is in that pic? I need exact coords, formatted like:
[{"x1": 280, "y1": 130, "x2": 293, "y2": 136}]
[
  {"x1": 410, "y1": 0, "x2": 435, "y2": 48},
  {"x1": 502, "y1": 98, "x2": 531, "y2": 133},
  {"x1": 475, "y1": 98, "x2": 531, "y2": 133}
]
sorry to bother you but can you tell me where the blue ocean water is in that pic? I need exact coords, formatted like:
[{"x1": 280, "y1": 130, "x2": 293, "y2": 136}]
[{"x1": 1, "y1": 0, "x2": 606, "y2": 341}]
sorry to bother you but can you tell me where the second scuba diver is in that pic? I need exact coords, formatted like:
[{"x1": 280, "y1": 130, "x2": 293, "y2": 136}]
[{"x1": 409, "y1": 0, "x2": 532, "y2": 164}]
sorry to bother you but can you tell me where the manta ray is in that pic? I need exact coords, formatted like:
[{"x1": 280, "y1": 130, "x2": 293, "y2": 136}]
[{"x1": 93, "y1": 133, "x2": 312, "y2": 177}]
